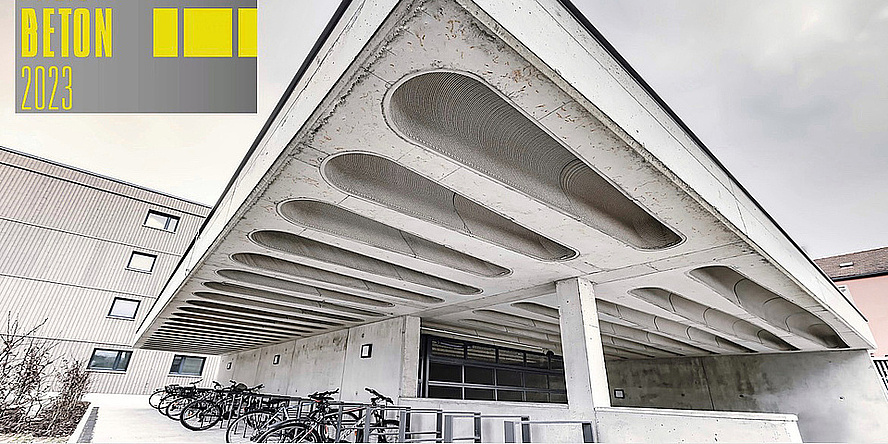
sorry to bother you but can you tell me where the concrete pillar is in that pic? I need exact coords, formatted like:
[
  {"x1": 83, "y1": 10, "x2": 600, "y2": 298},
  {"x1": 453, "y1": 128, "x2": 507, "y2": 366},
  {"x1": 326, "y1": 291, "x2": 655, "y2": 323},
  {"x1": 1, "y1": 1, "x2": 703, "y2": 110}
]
[
  {"x1": 556, "y1": 277, "x2": 611, "y2": 412},
  {"x1": 399, "y1": 316, "x2": 422, "y2": 399}
]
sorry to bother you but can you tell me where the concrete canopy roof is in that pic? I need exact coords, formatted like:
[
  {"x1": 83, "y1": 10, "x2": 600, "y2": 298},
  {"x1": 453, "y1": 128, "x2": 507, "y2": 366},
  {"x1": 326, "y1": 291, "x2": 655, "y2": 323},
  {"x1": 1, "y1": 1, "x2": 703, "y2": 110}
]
[{"x1": 134, "y1": 0, "x2": 874, "y2": 357}]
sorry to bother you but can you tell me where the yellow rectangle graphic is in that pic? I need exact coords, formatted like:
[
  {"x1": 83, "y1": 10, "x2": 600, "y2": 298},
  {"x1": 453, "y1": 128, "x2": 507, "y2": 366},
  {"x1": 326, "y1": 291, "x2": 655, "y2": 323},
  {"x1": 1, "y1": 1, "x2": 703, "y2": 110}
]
[
  {"x1": 238, "y1": 8, "x2": 257, "y2": 58},
  {"x1": 153, "y1": 9, "x2": 178, "y2": 57},
  {"x1": 184, "y1": 8, "x2": 232, "y2": 58}
]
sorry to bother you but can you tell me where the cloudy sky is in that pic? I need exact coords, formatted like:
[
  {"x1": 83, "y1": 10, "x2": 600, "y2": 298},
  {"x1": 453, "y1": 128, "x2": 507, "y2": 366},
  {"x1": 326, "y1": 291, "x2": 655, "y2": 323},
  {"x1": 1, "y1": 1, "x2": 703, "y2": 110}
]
[{"x1": 1, "y1": 1, "x2": 886, "y2": 259}]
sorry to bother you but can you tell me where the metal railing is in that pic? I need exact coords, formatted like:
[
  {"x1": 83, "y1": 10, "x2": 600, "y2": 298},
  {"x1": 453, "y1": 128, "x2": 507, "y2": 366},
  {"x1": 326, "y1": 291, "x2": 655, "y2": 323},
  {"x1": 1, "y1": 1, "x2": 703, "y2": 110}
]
[
  {"x1": 155, "y1": 386, "x2": 597, "y2": 442},
  {"x1": 874, "y1": 358, "x2": 888, "y2": 393},
  {"x1": 503, "y1": 419, "x2": 595, "y2": 443}
]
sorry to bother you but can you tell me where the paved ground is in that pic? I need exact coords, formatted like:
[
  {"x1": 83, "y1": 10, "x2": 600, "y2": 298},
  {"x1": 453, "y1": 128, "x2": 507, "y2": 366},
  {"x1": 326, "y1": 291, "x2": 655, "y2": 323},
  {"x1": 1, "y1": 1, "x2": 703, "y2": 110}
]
[{"x1": 75, "y1": 394, "x2": 226, "y2": 443}]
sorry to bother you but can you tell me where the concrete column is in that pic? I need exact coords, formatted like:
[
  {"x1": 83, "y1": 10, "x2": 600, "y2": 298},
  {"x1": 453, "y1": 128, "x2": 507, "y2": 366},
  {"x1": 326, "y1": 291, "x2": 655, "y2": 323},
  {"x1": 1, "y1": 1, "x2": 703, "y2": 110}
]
[
  {"x1": 399, "y1": 316, "x2": 422, "y2": 399},
  {"x1": 556, "y1": 277, "x2": 611, "y2": 412}
]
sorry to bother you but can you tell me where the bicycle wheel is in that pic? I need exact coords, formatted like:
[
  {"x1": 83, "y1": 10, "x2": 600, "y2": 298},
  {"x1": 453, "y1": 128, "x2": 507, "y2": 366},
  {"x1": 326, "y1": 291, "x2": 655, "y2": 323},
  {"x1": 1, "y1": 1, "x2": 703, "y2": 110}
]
[
  {"x1": 355, "y1": 419, "x2": 400, "y2": 443},
  {"x1": 259, "y1": 422, "x2": 321, "y2": 443},
  {"x1": 165, "y1": 396, "x2": 192, "y2": 420},
  {"x1": 148, "y1": 389, "x2": 166, "y2": 409},
  {"x1": 157, "y1": 393, "x2": 178, "y2": 413},
  {"x1": 227, "y1": 410, "x2": 273, "y2": 443},
  {"x1": 181, "y1": 399, "x2": 223, "y2": 431},
  {"x1": 325, "y1": 411, "x2": 360, "y2": 443}
]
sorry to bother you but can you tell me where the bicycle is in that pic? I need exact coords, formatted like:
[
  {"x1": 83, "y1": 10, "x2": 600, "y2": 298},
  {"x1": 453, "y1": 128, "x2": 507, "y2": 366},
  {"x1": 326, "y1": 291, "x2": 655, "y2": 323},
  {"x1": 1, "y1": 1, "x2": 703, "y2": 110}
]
[
  {"x1": 257, "y1": 388, "x2": 398, "y2": 443},
  {"x1": 354, "y1": 387, "x2": 400, "y2": 443},
  {"x1": 180, "y1": 382, "x2": 264, "y2": 431},
  {"x1": 148, "y1": 379, "x2": 201, "y2": 410},
  {"x1": 164, "y1": 382, "x2": 219, "y2": 420},
  {"x1": 226, "y1": 396, "x2": 300, "y2": 443},
  {"x1": 255, "y1": 389, "x2": 358, "y2": 442},
  {"x1": 157, "y1": 382, "x2": 207, "y2": 416}
]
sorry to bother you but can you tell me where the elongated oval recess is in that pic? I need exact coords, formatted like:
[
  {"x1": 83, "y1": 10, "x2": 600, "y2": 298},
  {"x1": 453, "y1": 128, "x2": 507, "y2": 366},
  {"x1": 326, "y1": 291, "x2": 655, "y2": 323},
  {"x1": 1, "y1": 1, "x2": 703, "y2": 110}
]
[
  {"x1": 250, "y1": 230, "x2": 480, "y2": 295},
  {"x1": 279, "y1": 200, "x2": 510, "y2": 277},
  {"x1": 179, "y1": 306, "x2": 320, "y2": 333},
  {"x1": 203, "y1": 281, "x2": 383, "y2": 317},
  {"x1": 171, "y1": 312, "x2": 314, "y2": 336},
  {"x1": 216, "y1": 269, "x2": 394, "y2": 308},
  {"x1": 324, "y1": 153, "x2": 576, "y2": 261},
  {"x1": 231, "y1": 253, "x2": 445, "y2": 305},
  {"x1": 595, "y1": 299, "x2": 749, "y2": 354},
  {"x1": 192, "y1": 291, "x2": 364, "y2": 323},
  {"x1": 599, "y1": 320, "x2": 710, "y2": 356},
  {"x1": 387, "y1": 71, "x2": 681, "y2": 250},
  {"x1": 184, "y1": 298, "x2": 340, "y2": 327},
  {"x1": 689, "y1": 266, "x2": 846, "y2": 348},
  {"x1": 510, "y1": 301, "x2": 559, "y2": 319},
  {"x1": 472, "y1": 309, "x2": 561, "y2": 333},
  {"x1": 630, "y1": 287, "x2": 794, "y2": 351}
]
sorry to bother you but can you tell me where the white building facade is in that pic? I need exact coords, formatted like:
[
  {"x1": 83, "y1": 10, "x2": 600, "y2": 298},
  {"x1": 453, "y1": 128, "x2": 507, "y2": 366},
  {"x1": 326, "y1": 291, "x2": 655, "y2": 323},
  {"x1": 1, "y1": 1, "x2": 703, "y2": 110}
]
[{"x1": 0, "y1": 148, "x2": 219, "y2": 394}]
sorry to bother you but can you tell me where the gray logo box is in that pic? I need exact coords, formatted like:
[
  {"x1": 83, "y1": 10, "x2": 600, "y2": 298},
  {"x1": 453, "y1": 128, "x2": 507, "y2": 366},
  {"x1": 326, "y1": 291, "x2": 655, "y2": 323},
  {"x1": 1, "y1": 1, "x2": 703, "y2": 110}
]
[{"x1": 15, "y1": 0, "x2": 257, "y2": 113}]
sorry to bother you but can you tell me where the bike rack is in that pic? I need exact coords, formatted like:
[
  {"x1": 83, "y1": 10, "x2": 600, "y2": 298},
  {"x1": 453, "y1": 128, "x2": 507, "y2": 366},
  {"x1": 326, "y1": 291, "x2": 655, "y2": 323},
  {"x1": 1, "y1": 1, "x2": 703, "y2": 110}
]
[
  {"x1": 503, "y1": 419, "x2": 595, "y2": 443},
  {"x1": 153, "y1": 383, "x2": 582, "y2": 443}
]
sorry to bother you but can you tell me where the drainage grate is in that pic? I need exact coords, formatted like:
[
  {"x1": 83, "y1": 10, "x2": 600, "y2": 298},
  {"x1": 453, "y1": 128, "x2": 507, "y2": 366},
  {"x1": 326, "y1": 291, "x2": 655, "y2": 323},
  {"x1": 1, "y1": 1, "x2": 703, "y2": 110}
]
[{"x1": 76, "y1": 406, "x2": 99, "y2": 443}]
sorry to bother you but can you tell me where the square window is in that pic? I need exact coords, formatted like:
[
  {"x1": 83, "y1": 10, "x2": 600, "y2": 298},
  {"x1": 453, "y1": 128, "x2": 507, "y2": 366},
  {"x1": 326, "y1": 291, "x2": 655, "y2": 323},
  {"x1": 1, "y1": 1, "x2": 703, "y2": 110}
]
[
  {"x1": 88, "y1": 349, "x2": 132, "y2": 372},
  {"x1": 144, "y1": 210, "x2": 180, "y2": 232},
  {"x1": 170, "y1": 355, "x2": 205, "y2": 376},
  {"x1": 108, "y1": 298, "x2": 139, "y2": 320},
  {"x1": 127, "y1": 252, "x2": 156, "y2": 273}
]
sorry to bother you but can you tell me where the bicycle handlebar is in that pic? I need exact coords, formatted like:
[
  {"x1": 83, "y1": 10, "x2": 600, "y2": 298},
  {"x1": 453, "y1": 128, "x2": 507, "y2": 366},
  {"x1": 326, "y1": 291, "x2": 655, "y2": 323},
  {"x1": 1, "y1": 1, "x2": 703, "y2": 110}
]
[
  {"x1": 365, "y1": 387, "x2": 394, "y2": 404},
  {"x1": 308, "y1": 388, "x2": 339, "y2": 401}
]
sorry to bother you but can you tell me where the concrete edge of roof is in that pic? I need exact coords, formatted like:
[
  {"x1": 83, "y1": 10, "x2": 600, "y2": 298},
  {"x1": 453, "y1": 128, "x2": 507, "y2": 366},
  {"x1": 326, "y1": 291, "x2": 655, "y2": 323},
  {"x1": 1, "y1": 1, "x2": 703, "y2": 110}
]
[{"x1": 133, "y1": 0, "x2": 360, "y2": 348}]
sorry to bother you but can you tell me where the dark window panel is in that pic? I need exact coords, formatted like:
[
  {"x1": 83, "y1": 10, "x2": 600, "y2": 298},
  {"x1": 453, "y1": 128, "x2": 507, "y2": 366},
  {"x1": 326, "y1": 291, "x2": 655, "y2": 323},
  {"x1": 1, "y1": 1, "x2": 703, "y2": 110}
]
[
  {"x1": 429, "y1": 362, "x2": 462, "y2": 383},
  {"x1": 464, "y1": 366, "x2": 494, "y2": 385},
  {"x1": 550, "y1": 393, "x2": 568, "y2": 403},
  {"x1": 526, "y1": 391, "x2": 549, "y2": 403},
  {"x1": 496, "y1": 369, "x2": 522, "y2": 387},
  {"x1": 465, "y1": 388, "x2": 496, "y2": 401},
  {"x1": 497, "y1": 390, "x2": 524, "y2": 402},
  {"x1": 525, "y1": 372, "x2": 548, "y2": 389},
  {"x1": 428, "y1": 385, "x2": 462, "y2": 399},
  {"x1": 549, "y1": 374, "x2": 566, "y2": 390}
]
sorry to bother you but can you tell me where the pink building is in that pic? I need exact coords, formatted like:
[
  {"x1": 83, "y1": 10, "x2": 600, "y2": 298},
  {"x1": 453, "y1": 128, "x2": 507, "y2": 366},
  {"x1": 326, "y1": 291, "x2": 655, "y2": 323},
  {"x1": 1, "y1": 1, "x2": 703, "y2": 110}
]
[{"x1": 816, "y1": 247, "x2": 888, "y2": 357}]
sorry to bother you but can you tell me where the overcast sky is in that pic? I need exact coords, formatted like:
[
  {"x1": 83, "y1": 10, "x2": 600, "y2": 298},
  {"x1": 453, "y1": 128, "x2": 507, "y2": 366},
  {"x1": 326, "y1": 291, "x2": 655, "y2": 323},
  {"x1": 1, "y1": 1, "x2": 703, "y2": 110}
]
[{"x1": 2, "y1": 1, "x2": 886, "y2": 259}]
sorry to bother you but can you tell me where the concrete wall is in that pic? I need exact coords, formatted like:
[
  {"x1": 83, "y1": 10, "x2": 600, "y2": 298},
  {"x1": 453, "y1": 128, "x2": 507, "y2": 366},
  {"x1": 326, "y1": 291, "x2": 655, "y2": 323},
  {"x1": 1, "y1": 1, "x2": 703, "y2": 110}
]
[
  {"x1": 595, "y1": 407, "x2": 800, "y2": 442},
  {"x1": 400, "y1": 399, "x2": 799, "y2": 443},
  {"x1": 605, "y1": 349, "x2": 888, "y2": 442},
  {"x1": 217, "y1": 317, "x2": 418, "y2": 402},
  {"x1": 841, "y1": 276, "x2": 888, "y2": 356}
]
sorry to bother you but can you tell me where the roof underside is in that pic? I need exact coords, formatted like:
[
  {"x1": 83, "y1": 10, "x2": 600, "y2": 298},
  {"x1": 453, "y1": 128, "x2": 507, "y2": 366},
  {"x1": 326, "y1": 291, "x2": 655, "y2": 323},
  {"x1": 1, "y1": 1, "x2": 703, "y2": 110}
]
[{"x1": 134, "y1": 0, "x2": 873, "y2": 358}]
